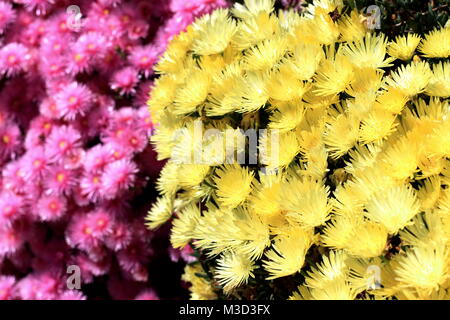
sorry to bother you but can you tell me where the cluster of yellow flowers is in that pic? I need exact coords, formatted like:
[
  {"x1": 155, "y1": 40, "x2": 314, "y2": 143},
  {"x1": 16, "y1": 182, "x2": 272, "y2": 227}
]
[{"x1": 146, "y1": 0, "x2": 450, "y2": 300}]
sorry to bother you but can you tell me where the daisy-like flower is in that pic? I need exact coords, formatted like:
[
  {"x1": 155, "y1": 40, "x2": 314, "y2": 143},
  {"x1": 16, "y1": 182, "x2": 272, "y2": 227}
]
[
  {"x1": 384, "y1": 61, "x2": 432, "y2": 97},
  {"x1": 0, "y1": 224, "x2": 25, "y2": 256},
  {"x1": 0, "y1": 192, "x2": 25, "y2": 225},
  {"x1": 45, "y1": 125, "x2": 82, "y2": 162},
  {"x1": 80, "y1": 172, "x2": 104, "y2": 202},
  {"x1": 128, "y1": 45, "x2": 159, "y2": 77},
  {"x1": 110, "y1": 67, "x2": 139, "y2": 96},
  {"x1": 0, "y1": 42, "x2": 31, "y2": 77},
  {"x1": 66, "y1": 214, "x2": 101, "y2": 251},
  {"x1": 39, "y1": 97, "x2": 60, "y2": 119},
  {"x1": 215, "y1": 251, "x2": 255, "y2": 293},
  {"x1": 418, "y1": 26, "x2": 450, "y2": 58},
  {"x1": 2, "y1": 160, "x2": 28, "y2": 193},
  {"x1": 104, "y1": 220, "x2": 132, "y2": 251},
  {"x1": 343, "y1": 33, "x2": 394, "y2": 70},
  {"x1": 83, "y1": 145, "x2": 113, "y2": 173},
  {"x1": 426, "y1": 62, "x2": 450, "y2": 98},
  {"x1": 192, "y1": 9, "x2": 237, "y2": 56},
  {"x1": 365, "y1": 185, "x2": 420, "y2": 234},
  {"x1": 0, "y1": 1, "x2": 16, "y2": 34},
  {"x1": 101, "y1": 159, "x2": 138, "y2": 199},
  {"x1": 0, "y1": 123, "x2": 21, "y2": 160},
  {"x1": 263, "y1": 227, "x2": 312, "y2": 279},
  {"x1": 75, "y1": 32, "x2": 108, "y2": 60},
  {"x1": 213, "y1": 164, "x2": 255, "y2": 209},
  {"x1": 54, "y1": 82, "x2": 94, "y2": 120},
  {"x1": 395, "y1": 245, "x2": 449, "y2": 294},
  {"x1": 36, "y1": 194, "x2": 67, "y2": 221},
  {"x1": 22, "y1": 146, "x2": 48, "y2": 179},
  {"x1": 86, "y1": 209, "x2": 114, "y2": 239},
  {"x1": 44, "y1": 165, "x2": 76, "y2": 196},
  {"x1": 387, "y1": 33, "x2": 421, "y2": 61}
]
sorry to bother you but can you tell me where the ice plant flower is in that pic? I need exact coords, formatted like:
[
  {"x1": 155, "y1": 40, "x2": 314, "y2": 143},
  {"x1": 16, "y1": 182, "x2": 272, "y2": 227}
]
[{"x1": 147, "y1": 0, "x2": 450, "y2": 300}]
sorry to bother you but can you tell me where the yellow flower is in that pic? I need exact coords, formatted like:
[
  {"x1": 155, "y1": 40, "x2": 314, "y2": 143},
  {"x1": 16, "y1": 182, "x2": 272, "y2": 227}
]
[
  {"x1": 426, "y1": 62, "x2": 450, "y2": 97},
  {"x1": 145, "y1": 195, "x2": 173, "y2": 230},
  {"x1": 215, "y1": 252, "x2": 255, "y2": 293},
  {"x1": 263, "y1": 226, "x2": 312, "y2": 279},
  {"x1": 192, "y1": 9, "x2": 237, "y2": 55},
  {"x1": 281, "y1": 176, "x2": 332, "y2": 228},
  {"x1": 343, "y1": 33, "x2": 394, "y2": 70},
  {"x1": 418, "y1": 27, "x2": 450, "y2": 58},
  {"x1": 213, "y1": 164, "x2": 254, "y2": 208},
  {"x1": 314, "y1": 49, "x2": 354, "y2": 96},
  {"x1": 384, "y1": 61, "x2": 432, "y2": 97},
  {"x1": 171, "y1": 203, "x2": 201, "y2": 248},
  {"x1": 388, "y1": 34, "x2": 421, "y2": 61},
  {"x1": 395, "y1": 245, "x2": 449, "y2": 294},
  {"x1": 365, "y1": 185, "x2": 420, "y2": 234}
]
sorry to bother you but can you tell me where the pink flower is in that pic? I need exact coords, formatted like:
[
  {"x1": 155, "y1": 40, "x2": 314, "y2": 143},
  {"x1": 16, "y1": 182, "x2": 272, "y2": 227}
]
[
  {"x1": 87, "y1": 209, "x2": 114, "y2": 239},
  {"x1": 0, "y1": 276, "x2": 16, "y2": 300},
  {"x1": 44, "y1": 165, "x2": 76, "y2": 196},
  {"x1": 0, "y1": 224, "x2": 25, "y2": 256},
  {"x1": 22, "y1": 147, "x2": 48, "y2": 180},
  {"x1": 117, "y1": 241, "x2": 150, "y2": 282},
  {"x1": 101, "y1": 159, "x2": 137, "y2": 199},
  {"x1": 19, "y1": 0, "x2": 56, "y2": 16},
  {"x1": 0, "y1": 42, "x2": 31, "y2": 77},
  {"x1": 0, "y1": 1, "x2": 16, "y2": 34},
  {"x1": 66, "y1": 214, "x2": 100, "y2": 251},
  {"x1": 69, "y1": 252, "x2": 111, "y2": 284},
  {"x1": 45, "y1": 125, "x2": 82, "y2": 163},
  {"x1": 75, "y1": 32, "x2": 108, "y2": 59},
  {"x1": 0, "y1": 123, "x2": 21, "y2": 160},
  {"x1": 2, "y1": 160, "x2": 28, "y2": 193},
  {"x1": 39, "y1": 97, "x2": 60, "y2": 119},
  {"x1": 36, "y1": 194, "x2": 67, "y2": 221},
  {"x1": 0, "y1": 192, "x2": 25, "y2": 225},
  {"x1": 110, "y1": 67, "x2": 139, "y2": 95},
  {"x1": 80, "y1": 172, "x2": 104, "y2": 202},
  {"x1": 16, "y1": 272, "x2": 61, "y2": 300},
  {"x1": 104, "y1": 220, "x2": 132, "y2": 251},
  {"x1": 128, "y1": 45, "x2": 159, "y2": 78},
  {"x1": 54, "y1": 82, "x2": 94, "y2": 120},
  {"x1": 84, "y1": 145, "x2": 113, "y2": 173}
]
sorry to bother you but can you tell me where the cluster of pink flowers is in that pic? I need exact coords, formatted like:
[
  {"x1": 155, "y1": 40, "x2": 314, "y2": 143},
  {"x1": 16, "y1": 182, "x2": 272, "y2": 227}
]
[{"x1": 0, "y1": 0, "x2": 227, "y2": 300}]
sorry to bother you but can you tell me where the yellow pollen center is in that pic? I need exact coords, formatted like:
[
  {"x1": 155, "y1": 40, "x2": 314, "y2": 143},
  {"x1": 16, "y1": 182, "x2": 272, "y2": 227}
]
[
  {"x1": 56, "y1": 173, "x2": 66, "y2": 182},
  {"x1": 68, "y1": 96, "x2": 77, "y2": 104}
]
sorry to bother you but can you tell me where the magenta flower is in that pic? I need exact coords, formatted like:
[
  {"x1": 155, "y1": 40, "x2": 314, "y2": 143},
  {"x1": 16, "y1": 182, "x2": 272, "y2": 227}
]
[
  {"x1": 45, "y1": 125, "x2": 81, "y2": 162},
  {"x1": 55, "y1": 83, "x2": 94, "y2": 120},
  {"x1": 36, "y1": 194, "x2": 67, "y2": 221},
  {"x1": 101, "y1": 159, "x2": 137, "y2": 199},
  {"x1": 0, "y1": 1, "x2": 16, "y2": 34},
  {"x1": 0, "y1": 43, "x2": 31, "y2": 77},
  {"x1": 110, "y1": 67, "x2": 139, "y2": 96}
]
